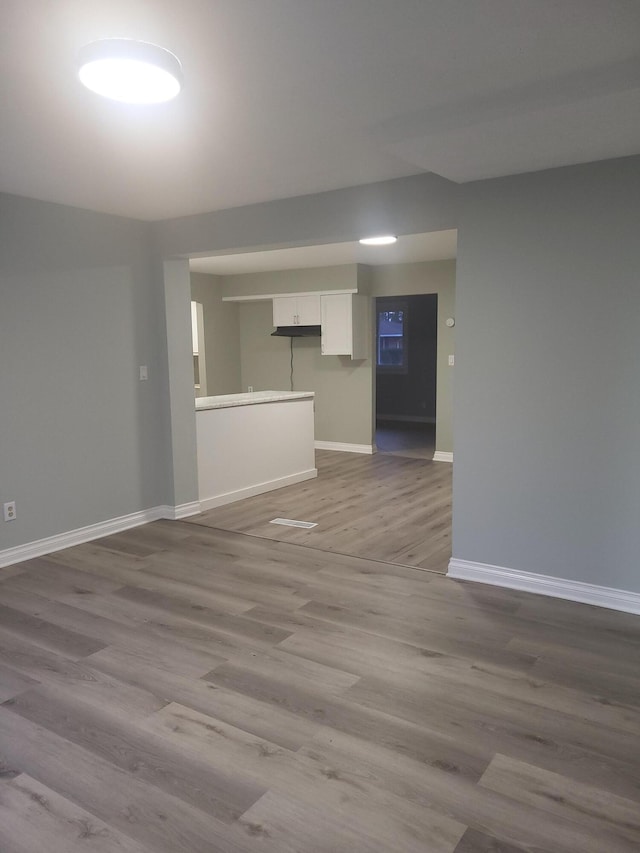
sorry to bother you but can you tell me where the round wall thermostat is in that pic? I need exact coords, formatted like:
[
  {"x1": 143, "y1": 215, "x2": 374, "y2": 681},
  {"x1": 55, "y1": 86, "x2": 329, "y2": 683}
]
[{"x1": 445, "y1": 317, "x2": 455, "y2": 327}]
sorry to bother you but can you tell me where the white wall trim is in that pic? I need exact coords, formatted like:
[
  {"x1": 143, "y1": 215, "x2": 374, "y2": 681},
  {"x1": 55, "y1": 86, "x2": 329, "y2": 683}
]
[
  {"x1": 159, "y1": 501, "x2": 202, "y2": 520},
  {"x1": 448, "y1": 558, "x2": 640, "y2": 615},
  {"x1": 315, "y1": 441, "x2": 374, "y2": 454},
  {"x1": 0, "y1": 504, "x2": 200, "y2": 568},
  {"x1": 200, "y1": 468, "x2": 317, "y2": 512},
  {"x1": 222, "y1": 288, "x2": 357, "y2": 303},
  {"x1": 433, "y1": 450, "x2": 453, "y2": 463}
]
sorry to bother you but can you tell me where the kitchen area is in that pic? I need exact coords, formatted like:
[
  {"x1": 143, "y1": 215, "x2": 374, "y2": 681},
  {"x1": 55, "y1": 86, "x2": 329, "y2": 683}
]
[
  {"x1": 185, "y1": 239, "x2": 456, "y2": 572},
  {"x1": 191, "y1": 268, "x2": 371, "y2": 511}
]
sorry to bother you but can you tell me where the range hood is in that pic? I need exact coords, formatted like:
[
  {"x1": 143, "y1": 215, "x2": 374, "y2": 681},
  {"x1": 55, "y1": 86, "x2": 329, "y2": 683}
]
[{"x1": 271, "y1": 325, "x2": 321, "y2": 337}]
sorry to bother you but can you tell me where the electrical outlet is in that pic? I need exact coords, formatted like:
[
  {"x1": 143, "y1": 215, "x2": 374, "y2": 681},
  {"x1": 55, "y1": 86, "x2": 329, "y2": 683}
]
[
  {"x1": 3, "y1": 501, "x2": 16, "y2": 522},
  {"x1": 139, "y1": 365, "x2": 148, "y2": 381},
  {"x1": 248, "y1": 385, "x2": 253, "y2": 393}
]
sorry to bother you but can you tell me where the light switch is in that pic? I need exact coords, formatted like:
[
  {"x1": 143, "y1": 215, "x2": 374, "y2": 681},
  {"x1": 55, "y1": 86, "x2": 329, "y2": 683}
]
[
  {"x1": 448, "y1": 355, "x2": 455, "y2": 366},
  {"x1": 139, "y1": 365, "x2": 148, "y2": 380}
]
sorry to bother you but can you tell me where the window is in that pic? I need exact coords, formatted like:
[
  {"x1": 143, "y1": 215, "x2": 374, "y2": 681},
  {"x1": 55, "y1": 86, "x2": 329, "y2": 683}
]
[{"x1": 376, "y1": 299, "x2": 408, "y2": 372}]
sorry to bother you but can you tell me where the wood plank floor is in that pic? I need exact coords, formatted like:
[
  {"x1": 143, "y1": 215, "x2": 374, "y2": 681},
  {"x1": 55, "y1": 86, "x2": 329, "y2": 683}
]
[
  {"x1": 1, "y1": 520, "x2": 640, "y2": 852},
  {"x1": 189, "y1": 449, "x2": 453, "y2": 572}
]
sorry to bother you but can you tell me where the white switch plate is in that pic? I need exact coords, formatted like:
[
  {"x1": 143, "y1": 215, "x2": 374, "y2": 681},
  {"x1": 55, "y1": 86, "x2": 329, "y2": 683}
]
[
  {"x1": 448, "y1": 354, "x2": 455, "y2": 366},
  {"x1": 3, "y1": 501, "x2": 16, "y2": 522},
  {"x1": 139, "y1": 365, "x2": 148, "y2": 381}
]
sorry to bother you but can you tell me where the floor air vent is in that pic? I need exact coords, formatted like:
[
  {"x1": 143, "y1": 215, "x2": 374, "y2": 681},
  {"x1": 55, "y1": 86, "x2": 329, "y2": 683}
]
[{"x1": 270, "y1": 518, "x2": 317, "y2": 529}]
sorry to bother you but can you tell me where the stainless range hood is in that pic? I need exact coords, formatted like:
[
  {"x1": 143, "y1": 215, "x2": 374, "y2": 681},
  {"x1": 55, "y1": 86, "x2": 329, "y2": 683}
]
[{"x1": 271, "y1": 325, "x2": 321, "y2": 337}]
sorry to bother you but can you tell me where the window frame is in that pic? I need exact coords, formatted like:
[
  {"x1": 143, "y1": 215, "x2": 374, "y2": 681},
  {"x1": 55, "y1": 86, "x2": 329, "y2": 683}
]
[{"x1": 376, "y1": 298, "x2": 409, "y2": 374}]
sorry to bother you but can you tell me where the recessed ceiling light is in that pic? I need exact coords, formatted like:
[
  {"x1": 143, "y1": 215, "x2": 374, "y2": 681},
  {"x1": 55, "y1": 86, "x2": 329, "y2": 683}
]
[
  {"x1": 78, "y1": 39, "x2": 183, "y2": 104},
  {"x1": 358, "y1": 235, "x2": 398, "y2": 246}
]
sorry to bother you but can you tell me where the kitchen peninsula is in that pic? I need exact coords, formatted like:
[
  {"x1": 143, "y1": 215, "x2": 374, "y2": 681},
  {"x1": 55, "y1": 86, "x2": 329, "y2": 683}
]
[{"x1": 195, "y1": 391, "x2": 316, "y2": 510}]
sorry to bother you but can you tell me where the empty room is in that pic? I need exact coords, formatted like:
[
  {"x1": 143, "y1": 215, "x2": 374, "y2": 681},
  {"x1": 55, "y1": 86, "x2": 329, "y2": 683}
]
[{"x1": 1, "y1": 2, "x2": 639, "y2": 852}]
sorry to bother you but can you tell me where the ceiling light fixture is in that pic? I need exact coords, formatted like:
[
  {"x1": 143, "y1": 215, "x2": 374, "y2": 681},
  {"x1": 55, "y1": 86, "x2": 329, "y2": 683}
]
[
  {"x1": 358, "y1": 235, "x2": 398, "y2": 246},
  {"x1": 78, "y1": 39, "x2": 183, "y2": 104}
]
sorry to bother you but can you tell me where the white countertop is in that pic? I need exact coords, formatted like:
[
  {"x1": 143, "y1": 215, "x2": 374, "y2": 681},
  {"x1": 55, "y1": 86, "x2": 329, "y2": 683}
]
[{"x1": 195, "y1": 390, "x2": 314, "y2": 411}]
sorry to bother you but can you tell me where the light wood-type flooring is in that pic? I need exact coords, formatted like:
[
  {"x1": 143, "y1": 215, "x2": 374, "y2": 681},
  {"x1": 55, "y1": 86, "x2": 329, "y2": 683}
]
[
  {"x1": 1, "y1": 520, "x2": 640, "y2": 852},
  {"x1": 190, "y1": 449, "x2": 452, "y2": 573}
]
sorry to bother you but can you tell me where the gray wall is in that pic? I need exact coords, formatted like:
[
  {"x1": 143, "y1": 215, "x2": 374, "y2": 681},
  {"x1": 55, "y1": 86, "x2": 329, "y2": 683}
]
[
  {"x1": 219, "y1": 265, "x2": 357, "y2": 299},
  {"x1": 454, "y1": 156, "x2": 640, "y2": 592},
  {"x1": 190, "y1": 273, "x2": 241, "y2": 395},
  {"x1": 162, "y1": 258, "x2": 199, "y2": 509},
  {"x1": 157, "y1": 172, "x2": 459, "y2": 258},
  {"x1": 0, "y1": 192, "x2": 169, "y2": 550}
]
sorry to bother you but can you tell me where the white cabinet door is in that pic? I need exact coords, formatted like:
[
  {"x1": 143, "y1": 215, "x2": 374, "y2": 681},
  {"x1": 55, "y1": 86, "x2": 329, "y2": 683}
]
[
  {"x1": 273, "y1": 295, "x2": 321, "y2": 326},
  {"x1": 296, "y1": 294, "x2": 321, "y2": 325},
  {"x1": 321, "y1": 294, "x2": 352, "y2": 355},
  {"x1": 273, "y1": 296, "x2": 297, "y2": 326},
  {"x1": 321, "y1": 294, "x2": 368, "y2": 358}
]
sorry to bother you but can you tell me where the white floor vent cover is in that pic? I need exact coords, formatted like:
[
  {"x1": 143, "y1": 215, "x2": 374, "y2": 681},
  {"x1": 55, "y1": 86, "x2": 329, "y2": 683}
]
[{"x1": 270, "y1": 517, "x2": 317, "y2": 529}]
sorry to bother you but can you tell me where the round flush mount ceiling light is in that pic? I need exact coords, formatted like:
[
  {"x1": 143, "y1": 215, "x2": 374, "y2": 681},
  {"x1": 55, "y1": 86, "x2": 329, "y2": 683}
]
[
  {"x1": 78, "y1": 39, "x2": 183, "y2": 104},
  {"x1": 358, "y1": 235, "x2": 398, "y2": 246}
]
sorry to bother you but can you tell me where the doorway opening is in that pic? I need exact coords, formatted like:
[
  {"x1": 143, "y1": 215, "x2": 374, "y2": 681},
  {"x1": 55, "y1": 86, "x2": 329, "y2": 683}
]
[
  {"x1": 169, "y1": 233, "x2": 454, "y2": 572},
  {"x1": 375, "y1": 293, "x2": 438, "y2": 460}
]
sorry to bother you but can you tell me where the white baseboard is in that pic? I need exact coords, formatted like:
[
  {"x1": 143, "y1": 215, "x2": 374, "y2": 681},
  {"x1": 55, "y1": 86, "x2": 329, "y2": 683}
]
[
  {"x1": 199, "y1": 468, "x2": 318, "y2": 512},
  {"x1": 160, "y1": 501, "x2": 202, "y2": 520},
  {"x1": 315, "y1": 441, "x2": 374, "y2": 454},
  {"x1": 448, "y1": 558, "x2": 640, "y2": 615},
  {"x1": 377, "y1": 414, "x2": 436, "y2": 424},
  {"x1": 433, "y1": 451, "x2": 453, "y2": 463},
  {"x1": 0, "y1": 503, "x2": 200, "y2": 568}
]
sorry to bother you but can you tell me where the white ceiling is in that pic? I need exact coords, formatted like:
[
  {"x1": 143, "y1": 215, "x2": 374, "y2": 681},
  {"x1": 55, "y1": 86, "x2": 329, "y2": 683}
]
[
  {"x1": 1, "y1": 1, "x2": 639, "y2": 221},
  {"x1": 190, "y1": 230, "x2": 457, "y2": 275}
]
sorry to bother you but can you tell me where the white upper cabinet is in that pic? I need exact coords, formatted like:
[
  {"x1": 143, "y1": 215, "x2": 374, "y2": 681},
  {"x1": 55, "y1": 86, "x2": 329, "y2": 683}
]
[
  {"x1": 273, "y1": 294, "x2": 321, "y2": 327},
  {"x1": 321, "y1": 294, "x2": 368, "y2": 359}
]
